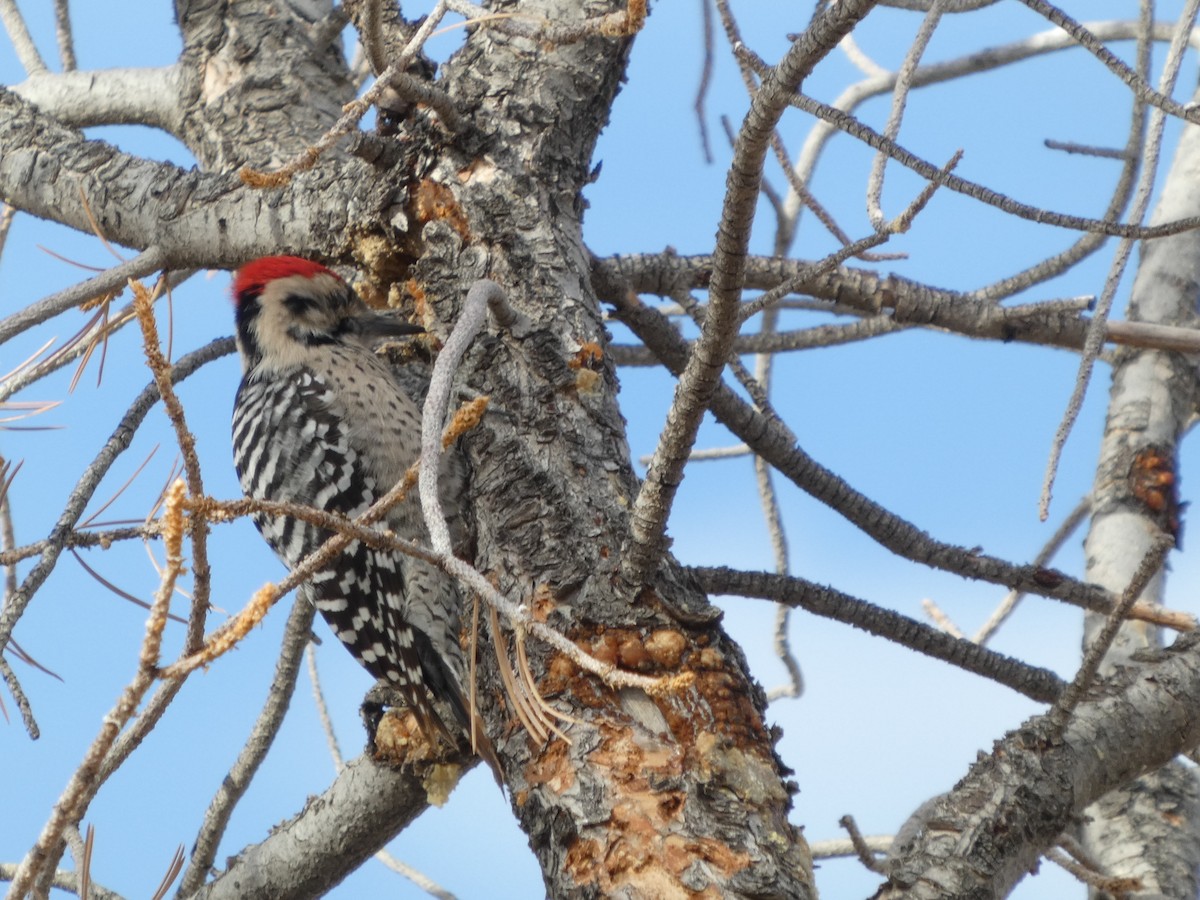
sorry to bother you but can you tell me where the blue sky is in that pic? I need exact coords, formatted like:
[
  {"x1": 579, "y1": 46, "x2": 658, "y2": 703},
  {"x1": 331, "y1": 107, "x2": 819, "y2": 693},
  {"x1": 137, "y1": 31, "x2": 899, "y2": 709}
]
[{"x1": 3, "y1": 2, "x2": 1199, "y2": 898}]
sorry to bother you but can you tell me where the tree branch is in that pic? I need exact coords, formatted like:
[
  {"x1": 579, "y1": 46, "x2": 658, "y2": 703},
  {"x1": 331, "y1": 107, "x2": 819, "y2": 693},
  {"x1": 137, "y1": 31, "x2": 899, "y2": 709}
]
[
  {"x1": 188, "y1": 756, "x2": 429, "y2": 900},
  {"x1": 0, "y1": 0, "x2": 47, "y2": 75},
  {"x1": 691, "y1": 566, "x2": 1065, "y2": 702},
  {"x1": 624, "y1": 0, "x2": 880, "y2": 584},
  {"x1": 178, "y1": 598, "x2": 317, "y2": 895},
  {"x1": 0, "y1": 89, "x2": 369, "y2": 267},
  {"x1": 880, "y1": 632, "x2": 1200, "y2": 898},
  {"x1": 0, "y1": 338, "x2": 235, "y2": 711},
  {"x1": 602, "y1": 283, "x2": 1194, "y2": 631},
  {"x1": 13, "y1": 67, "x2": 186, "y2": 134},
  {"x1": 592, "y1": 252, "x2": 1200, "y2": 356}
]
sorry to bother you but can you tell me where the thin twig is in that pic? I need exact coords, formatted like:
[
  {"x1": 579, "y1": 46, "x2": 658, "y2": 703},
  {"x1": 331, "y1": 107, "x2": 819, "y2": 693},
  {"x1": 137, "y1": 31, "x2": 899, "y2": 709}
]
[
  {"x1": 866, "y1": 0, "x2": 946, "y2": 228},
  {"x1": 0, "y1": 203, "x2": 15, "y2": 257},
  {"x1": 973, "y1": 496, "x2": 1091, "y2": 645},
  {"x1": 779, "y1": 20, "x2": 1199, "y2": 261},
  {"x1": 809, "y1": 835, "x2": 893, "y2": 860},
  {"x1": 1017, "y1": 0, "x2": 1200, "y2": 126},
  {"x1": 178, "y1": 597, "x2": 317, "y2": 895},
  {"x1": 53, "y1": 0, "x2": 76, "y2": 70},
  {"x1": 838, "y1": 815, "x2": 889, "y2": 873},
  {"x1": 12, "y1": 481, "x2": 187, "y2": 899},
  {"x1": 694, "y1": 0, "x2": 715, "y2": 163},
  {"x1": 374, "y1": 850, "x2": 458, "y2": 900},
  {"x1": 695, "y1": 566, "x2": 1065, "y2": 702},
  {"x1": 1038, "y1": 0, "x2": 1199, "y2": 518},
  {"x1": 0, "y1": 652, "x2": 37, "y2": 737},
  {"x1": 1045, "y1": 845, "x2": 1142, "y2": 894},
  {"x1": 0, "y1": 0, "x2": 48, "y2": 74},
  {"x1": 1048, "y1": 535, "x2": 1174, "y2": 732},
  {"x1": 0, "y1": 525, "x2": 154, "y2": 568},
  {"x1": 1043, "y1": 139, "x2": 1127, "y2": 160},
  {"x1": 417, "y1": 280, "x2": 675, "y2": 695},
  {"x1": 967, "y1": 21, "x2": 1148, "y2": 304},
  {"x1": 0, "y1": 863, "x2": 121, "y2": 900},
  {"x1": 774, "y1": 86, "x2": 1200, "y2": 242},
  {"x1": 637, "y1": 444, "x2": 751, "y2": 466},
  {"x1": 307, "y1": 644, "x2": 345, "y2": 769},
  {"x1": 920, "y1": 598, "x2": 966, "y2": 640},
  {"x1": 0, "y1": 246, "x2": 165, "y2": 347},
  {"x1": 750, "y1": 296, "x2": 802, "y2": 702}
]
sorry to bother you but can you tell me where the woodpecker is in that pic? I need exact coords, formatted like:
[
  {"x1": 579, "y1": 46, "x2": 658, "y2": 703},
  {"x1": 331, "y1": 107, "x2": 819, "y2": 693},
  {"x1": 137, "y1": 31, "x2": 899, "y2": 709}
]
[{"x1": 229, "y1": 255, "x2": 497, "y2": 778}]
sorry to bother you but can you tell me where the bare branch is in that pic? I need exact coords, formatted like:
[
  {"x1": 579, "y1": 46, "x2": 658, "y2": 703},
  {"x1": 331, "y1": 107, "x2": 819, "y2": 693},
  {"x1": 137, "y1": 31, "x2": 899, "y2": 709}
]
[
  {"x1": 1016, "y1": 0, "x2": 1200, "y2": 125},
  {"x1": 1045, "y1": 846, "x2": 1142, "y2": 894},
  {"x1": 0, "y1": 0, "x2": 48, "y2": 75},
  {"x1": 52, "y1": 0, "x2": 75, "y2": 71},
  {"x1": 0, "y1": 863, "x2": 122, "y2": 900},
  {"x1": 0, "y1": 651, "x2": 37, "y2": 738},
  {"x1": 0, "y1": 248, "x2": 165, "y2": 347},
  {"x1": 783, "y1": 20, "x2": 1200, "y2": 249},
  {"x1": 195, "y1": 756, "x2": 430, "y2": 900},
  {"x1": 1039, "y1": 1, "x2": 1199, "y2": 518},
  {"x1": 594, "y1": 252, "x2": 1200, "y2": 356},
  {"x1": 13, "y1": 67, "x2": 185, "y2": 133},
  {"x1": 865, "y1": 0, "x2": 946, "y2": 229},
  {"x1": 694, "y1": 0, "x2": 715, "y2": 163},
  {"x1": 374, "y1": 850, "x2": 458, "y2": 899},
  {"x1": 0, "y1": 338, "x2": 234, "y2": 709},
  {"x1": 178, "y1": 598, "x2": 317, "y2": 895},
  {"x1": 880, "y1": 632, "x2": 1200, "y2": 899},
  {"x1": 306, "y1": 645, "x2": 345, "y2": 769},
  {"x1": 624, "y1": 0, "x2": 879, "y2": 585},
  {"x1": 692, "y1": 566, "x2": 1065, "y2": 702},
  {"x1": 973, "y1": 496, "x2": 1091, "y2": 645},
  {"x1": 14, "y1": 481, "x2": 187, "y2": 899},
  {"x1": 810, "y1": 834, "x2": 893, "y2": 860},
  {"x1": 839, "y1": 814, "x2": 889, "y2": 874},
  {"x1": 0, "y1": 89, "x2": 364, "y2": 265},
  {"x1": 604, "y1": 285, "x2": 1195, "y2": 631},
  {"x1": 1048, "y1": 536, "x2": 1174, "y2": 732},
  {"x1": 130, "y1": 278, "x2": 211, "y2": 645}
]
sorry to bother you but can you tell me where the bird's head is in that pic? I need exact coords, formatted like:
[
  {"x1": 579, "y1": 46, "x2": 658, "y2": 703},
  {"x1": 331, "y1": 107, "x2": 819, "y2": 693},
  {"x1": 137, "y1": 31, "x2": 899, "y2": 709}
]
[{"x1": 231, "y1": 256, "x2": 422, "y2": 372}]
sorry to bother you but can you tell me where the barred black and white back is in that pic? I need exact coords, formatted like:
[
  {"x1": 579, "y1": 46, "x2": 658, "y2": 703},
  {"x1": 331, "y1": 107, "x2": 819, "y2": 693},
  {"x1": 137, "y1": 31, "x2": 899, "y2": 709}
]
[
  {"x1": 234, "y1": 371, "x2": 437, "y2": 722},
  {"x1": 228, "y1": 257, "x2": 489, "y2": 762}
]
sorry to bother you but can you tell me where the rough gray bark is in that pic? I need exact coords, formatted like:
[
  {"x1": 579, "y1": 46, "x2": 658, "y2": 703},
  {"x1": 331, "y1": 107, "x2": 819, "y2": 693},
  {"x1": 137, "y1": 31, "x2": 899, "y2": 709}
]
[
  {"x1": 1076, "y1": 86, "x2": 1200, "y2": 900},
  {"x1": 398, "y1": 2, "x2": 859, "y2": 893},
  {"x1": 878, "y1": 631, "x2": 1200, "y2": 899},
  {"x1": 192, "y1": 756, "x2": 429, "y2": 900},
  {"x1": 0, "y1": 0, "x2": 824, "y2": 897},
  {"x1": 6, "y1": 2, "x2": 1200, "y2": 898}
]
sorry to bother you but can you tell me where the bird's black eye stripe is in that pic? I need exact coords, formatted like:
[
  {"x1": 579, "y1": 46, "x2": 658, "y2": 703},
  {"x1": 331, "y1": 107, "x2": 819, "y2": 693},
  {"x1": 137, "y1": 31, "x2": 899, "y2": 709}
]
[{"x1": 284, "y1": 293, "x2": 315, "y2": 315}]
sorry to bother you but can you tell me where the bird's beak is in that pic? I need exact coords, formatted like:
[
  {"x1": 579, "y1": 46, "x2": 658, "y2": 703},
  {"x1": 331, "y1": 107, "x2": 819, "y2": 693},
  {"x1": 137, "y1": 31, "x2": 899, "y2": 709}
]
[{"x1": 355, "y1": 313, "x2": 425, "y2": 340}]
